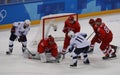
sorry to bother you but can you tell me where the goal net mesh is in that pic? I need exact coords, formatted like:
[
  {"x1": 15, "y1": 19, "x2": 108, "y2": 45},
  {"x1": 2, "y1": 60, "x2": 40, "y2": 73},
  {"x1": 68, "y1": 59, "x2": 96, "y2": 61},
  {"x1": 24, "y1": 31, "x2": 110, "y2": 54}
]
[{"x1": 29, "y1": 13, "x2": 78, "y2": 49}]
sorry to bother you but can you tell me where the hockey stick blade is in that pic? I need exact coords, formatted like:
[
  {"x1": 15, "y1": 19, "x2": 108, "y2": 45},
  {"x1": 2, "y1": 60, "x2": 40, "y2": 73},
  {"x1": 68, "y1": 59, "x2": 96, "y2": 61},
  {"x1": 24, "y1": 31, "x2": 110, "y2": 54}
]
[
  {"x1": 26, "y1": 48, "x2": 36, "y2": 56},
  {"x1": 59, "y1": 52, "x2": 69, "y2": 62}
]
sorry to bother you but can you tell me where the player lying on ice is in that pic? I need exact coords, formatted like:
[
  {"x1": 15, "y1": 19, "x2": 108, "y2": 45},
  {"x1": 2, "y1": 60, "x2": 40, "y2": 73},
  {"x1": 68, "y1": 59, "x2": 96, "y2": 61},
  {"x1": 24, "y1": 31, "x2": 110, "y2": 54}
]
[
  {"x1": 88, "y1": 18, "x2": 118, "y2": 60},
  {"x1": 67, "y1": 31, "x2": 90, "y2": 67},
  {"x1": 24, "y1": 35, "x2": 61, "y2": 63}
]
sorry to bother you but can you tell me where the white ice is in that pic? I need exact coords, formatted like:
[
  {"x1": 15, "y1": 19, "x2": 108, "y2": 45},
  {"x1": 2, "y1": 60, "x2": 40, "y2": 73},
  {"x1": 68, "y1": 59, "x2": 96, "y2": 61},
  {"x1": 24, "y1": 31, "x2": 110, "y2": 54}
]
[{"x1": 0, "y1": 13, "x2": 120, "y2": 75}]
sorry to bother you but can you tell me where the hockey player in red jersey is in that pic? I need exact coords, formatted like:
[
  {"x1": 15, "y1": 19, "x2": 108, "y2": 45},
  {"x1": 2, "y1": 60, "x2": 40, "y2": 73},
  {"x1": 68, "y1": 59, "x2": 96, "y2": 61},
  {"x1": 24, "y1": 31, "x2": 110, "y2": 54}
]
[
  {"x1": 37, "y1": 35, "x2": 61, "y2": 63},
  {"x1": 88, "y1": 18, "x2": 118, "y2": 59},
  {"x1": 62, "y1": 15, "x2": 80, "y2": 54}
]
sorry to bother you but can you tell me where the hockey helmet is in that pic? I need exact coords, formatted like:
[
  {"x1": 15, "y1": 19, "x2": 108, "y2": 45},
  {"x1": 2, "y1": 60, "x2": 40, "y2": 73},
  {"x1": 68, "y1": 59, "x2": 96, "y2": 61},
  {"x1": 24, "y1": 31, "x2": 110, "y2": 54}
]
[
  {"x1": 89, "y1": 18, "x2": 95, "y2": 25},
  {"x1": 47, "y1": 35, "x2": 55, "y2": 44},
  {"x1": 68, "y1": 15, "x2": 74, "y2": 21},
  {"x1": 24, "y1": 19, "x2": 31, "y2": 26},
  {"x1": 68, "y1": 15, "x2": 75, "y2": 24},
  {"x1": 95, "y1": 18, "x2": 102, "y2": 25},
  {"x1": 68, "y1": 31, "x2": 75, "y2": 38}
]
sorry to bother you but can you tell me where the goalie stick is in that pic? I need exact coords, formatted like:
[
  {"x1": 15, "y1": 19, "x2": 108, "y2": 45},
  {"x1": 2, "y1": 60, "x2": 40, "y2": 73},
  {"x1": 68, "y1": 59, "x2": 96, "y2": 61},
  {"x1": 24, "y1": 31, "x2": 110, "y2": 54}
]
[{"x1": 25, "y1": 48, "x2": 36, "y2": 56}]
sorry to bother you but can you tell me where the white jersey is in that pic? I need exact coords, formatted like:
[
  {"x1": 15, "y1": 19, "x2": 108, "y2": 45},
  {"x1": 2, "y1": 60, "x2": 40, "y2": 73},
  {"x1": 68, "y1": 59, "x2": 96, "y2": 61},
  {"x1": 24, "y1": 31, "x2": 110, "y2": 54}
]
[
  {"x1": 13, "y1": 22, "x2": 30, "y2": 36},
  {"x1": 69, "y1": 32, "x2": 90, "y2": 49}
]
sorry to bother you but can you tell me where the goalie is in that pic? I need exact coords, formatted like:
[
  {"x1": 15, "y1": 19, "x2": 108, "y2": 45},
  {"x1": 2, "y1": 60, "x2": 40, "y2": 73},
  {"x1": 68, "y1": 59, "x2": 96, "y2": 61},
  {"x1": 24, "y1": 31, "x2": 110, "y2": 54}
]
[{"x1": 31, "y1": 35, "x2": 61, "y2": 63}]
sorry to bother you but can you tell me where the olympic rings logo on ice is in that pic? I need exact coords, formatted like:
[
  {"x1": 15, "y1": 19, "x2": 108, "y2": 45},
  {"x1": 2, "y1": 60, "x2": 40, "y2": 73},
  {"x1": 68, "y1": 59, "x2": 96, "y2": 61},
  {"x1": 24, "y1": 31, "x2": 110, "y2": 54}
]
[{"x1": 0, "y1": 9, "x2": 7, "y2": 22}]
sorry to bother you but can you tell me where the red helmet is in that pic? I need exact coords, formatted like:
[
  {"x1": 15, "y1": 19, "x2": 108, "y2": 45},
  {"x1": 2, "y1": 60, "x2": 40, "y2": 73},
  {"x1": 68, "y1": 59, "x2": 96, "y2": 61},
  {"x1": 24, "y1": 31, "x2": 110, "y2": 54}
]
[
  {"x1": 47, "y1": 35, "x2": 55, "y2": 44},
  {"x1": 89, "y1": 18, "x2": 95, "y2": 25},
  {"x1": 68, "y1": 15, "x2": 74, "y2": 21},
  {"x1": 96, "y1": 18, "x2": 102, "y2": 23}
]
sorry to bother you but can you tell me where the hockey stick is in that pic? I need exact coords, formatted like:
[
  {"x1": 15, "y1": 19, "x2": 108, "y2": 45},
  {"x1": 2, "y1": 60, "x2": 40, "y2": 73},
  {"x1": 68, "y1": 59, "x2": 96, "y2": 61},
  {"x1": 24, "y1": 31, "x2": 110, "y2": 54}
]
[
  {"x1": 87, "y1": 32, "x2": 94, "y2": 40},
  {"x1": 26, "y1": 48, "x2": 36, "y2": 56},
  {"x1": 59, "y1": 52, "x2": 69, "y2": 62},
  {"x1": 60, "y1": 48, "x2": 76, "y2": 62}
]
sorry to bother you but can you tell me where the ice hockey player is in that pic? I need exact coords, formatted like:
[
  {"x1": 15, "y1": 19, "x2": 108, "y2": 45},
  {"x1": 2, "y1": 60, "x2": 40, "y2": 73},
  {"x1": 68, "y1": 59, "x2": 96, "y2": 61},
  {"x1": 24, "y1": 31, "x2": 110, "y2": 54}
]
[
  {"x1": 6, "y1": 19, "x2": 31, "y2": 55},
  {"x1": 62, "y1": 15, "x2": 81, "y2": 56},
  {"x1": 88, "y1": 18, "x2": 118, "y2": 60},
  {"x1": 87, "y1": 18, "x2": 97, "y2": 53},
  {"x1": 67, "y1": 31, "x2": 90, "y2": 67},
  {"x1": 37, "y1": 35, "x2": 61, "y2": 63}
]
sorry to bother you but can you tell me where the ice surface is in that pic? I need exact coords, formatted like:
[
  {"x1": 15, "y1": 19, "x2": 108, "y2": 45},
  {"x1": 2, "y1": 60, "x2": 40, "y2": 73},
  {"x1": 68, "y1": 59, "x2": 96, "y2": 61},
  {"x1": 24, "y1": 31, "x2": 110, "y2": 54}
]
[{"x1": 0, "y1": 13, "x2": 120, "y2": 75}]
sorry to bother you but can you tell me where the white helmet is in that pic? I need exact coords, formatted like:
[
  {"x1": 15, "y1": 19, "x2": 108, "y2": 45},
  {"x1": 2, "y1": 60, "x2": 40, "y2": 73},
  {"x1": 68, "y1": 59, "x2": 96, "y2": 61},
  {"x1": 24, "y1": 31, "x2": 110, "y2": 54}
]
[
  {"x1": 68, "y1": 31, "x2": 74, "y2": 38},
  {"x1": 24, "y1": 19, "x2": 31, "y2": 25}
]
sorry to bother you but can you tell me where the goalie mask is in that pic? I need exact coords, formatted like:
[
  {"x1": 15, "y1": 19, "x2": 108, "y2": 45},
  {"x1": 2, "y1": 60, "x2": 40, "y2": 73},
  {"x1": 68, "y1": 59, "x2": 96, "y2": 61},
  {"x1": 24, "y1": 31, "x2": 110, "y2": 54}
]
[
  {"x1": 47, "y1": 35, "x2": 55, "y2": 44},
  {"x1": 68, "y1": 31, "x2": 75, "y2": 38}
]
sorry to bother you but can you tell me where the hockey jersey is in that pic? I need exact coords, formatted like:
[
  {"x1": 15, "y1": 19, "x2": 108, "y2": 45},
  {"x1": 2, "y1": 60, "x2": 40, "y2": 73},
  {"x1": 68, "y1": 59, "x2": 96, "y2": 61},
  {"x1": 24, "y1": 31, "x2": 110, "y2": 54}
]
[
  {"x1": 13, "y1": 22, "x2": 30, "y2": 36},
  {"x1": 68, "y1": 32, "x2": 90, "y2": 49}
]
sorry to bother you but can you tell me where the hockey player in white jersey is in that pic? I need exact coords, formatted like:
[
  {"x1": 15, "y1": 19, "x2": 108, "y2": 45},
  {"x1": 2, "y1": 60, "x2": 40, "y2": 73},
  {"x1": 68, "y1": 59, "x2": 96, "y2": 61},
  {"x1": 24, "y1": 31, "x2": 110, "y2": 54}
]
[
  {"x1": 6, "y1": 19, "x2": 31, "y2": 55},
  {"x1": 67, "y1": 31, "x2": 90, "y2": 67}
]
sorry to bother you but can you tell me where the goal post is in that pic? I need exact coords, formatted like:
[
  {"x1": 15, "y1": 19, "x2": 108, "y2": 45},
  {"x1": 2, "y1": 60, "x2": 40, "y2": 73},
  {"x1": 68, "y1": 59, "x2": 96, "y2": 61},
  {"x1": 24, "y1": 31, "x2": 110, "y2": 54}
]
[
  {"x1": 42, "y1": 13, "x2": 78, "y2": 39},
  {"x1": 30, "y1": 13, "x2": 78, "y2": 48}
]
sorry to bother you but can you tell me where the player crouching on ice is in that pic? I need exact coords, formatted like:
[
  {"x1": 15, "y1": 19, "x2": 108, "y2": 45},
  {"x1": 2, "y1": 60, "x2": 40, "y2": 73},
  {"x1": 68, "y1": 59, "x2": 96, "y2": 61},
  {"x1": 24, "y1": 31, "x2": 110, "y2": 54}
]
[
  {"x1": 67, "y1": 31, "x2": 90, "y2": 67},
  {"x1": 28, "y1": 35, "x2": 61, "y2": 63},
  {"x1": 6, "y1": 19, "x2": 31, "y2": 55}
]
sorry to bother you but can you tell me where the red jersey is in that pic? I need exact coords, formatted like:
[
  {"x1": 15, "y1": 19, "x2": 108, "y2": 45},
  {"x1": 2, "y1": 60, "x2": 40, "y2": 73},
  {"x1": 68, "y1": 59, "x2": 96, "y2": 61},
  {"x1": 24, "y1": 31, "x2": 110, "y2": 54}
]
[
  {"x1": 37, "y1": 38, "x2": 58, "y2": 57},
  {"x1": 63, "y1": 20, "x2": 80, "y2": 34},
  {"x1": 96, "y1": 23, "x2": 112, "y2": 41},
  {"x1": 91, "y1": 23, "x2": 113, "y2": 45},
  {"x1": 62, "y1": 19, "x2": 80, "y2": 51}
]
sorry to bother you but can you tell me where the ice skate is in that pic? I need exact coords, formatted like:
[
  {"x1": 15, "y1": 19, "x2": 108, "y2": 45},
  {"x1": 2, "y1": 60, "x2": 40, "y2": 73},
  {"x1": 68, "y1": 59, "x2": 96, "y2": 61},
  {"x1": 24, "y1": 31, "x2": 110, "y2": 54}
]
[
  {"x1": 83, "y1": 59, "x2": 90, "y2": 64},
  {"x1": 110, "y1": 53, "x2": 116, "y2": 58},
  {"x1": 102, "y1": 53, "x2": 116, "y2": 60},
  {"x1": 6, "y1": 49, "x2": 13, "y2": 55},
  {"x1": 70, "y1": 62, "x2": 77, "y2": 67},
  {"x1": 102, "y1": 54, "x2": 109, "y2": 60}
]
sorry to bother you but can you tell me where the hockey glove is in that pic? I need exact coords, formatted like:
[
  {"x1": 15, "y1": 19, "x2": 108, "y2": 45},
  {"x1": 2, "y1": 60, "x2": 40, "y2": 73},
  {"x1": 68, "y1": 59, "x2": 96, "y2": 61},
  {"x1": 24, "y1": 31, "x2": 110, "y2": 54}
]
[
  {"x1": 61, "y1": 49, "x2": 66, "y2": 55},
  {"x1": 11, "y1": 26, "x2": 15, "y2": 34},
  {"x1": 68, "y1": 45, "x2": 75, "y2": 53},
  {"x1": 87, "y1": 45, "x2": 94, "y2": 53},
  {"x1": 18, "y1": 35, "x2": 26, "y2": 42},
  {"x1": 68, "y1": 48, "x2": 73, "y2": 53}
]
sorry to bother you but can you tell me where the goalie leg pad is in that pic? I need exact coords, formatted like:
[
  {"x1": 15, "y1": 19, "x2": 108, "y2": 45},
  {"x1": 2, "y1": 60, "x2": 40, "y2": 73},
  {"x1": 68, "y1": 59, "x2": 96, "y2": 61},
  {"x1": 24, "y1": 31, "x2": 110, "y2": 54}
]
[{"x1": 40, "y1": 53, "x2": 47, "y2": 63}]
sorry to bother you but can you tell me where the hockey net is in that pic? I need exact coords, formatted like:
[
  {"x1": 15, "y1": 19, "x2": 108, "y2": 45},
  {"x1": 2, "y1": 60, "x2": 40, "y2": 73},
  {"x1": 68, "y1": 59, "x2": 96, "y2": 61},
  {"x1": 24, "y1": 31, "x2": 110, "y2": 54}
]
[{"x1": 30, "y1": 13, "x2": 78, "y2": 48}]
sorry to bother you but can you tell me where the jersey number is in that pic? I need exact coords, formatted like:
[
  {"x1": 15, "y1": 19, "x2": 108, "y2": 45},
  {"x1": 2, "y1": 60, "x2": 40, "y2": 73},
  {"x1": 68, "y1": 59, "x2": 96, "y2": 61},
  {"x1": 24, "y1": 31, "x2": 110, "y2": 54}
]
[{"x1": 104, "y1": 26, "x2": 110, "y2": 33}]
